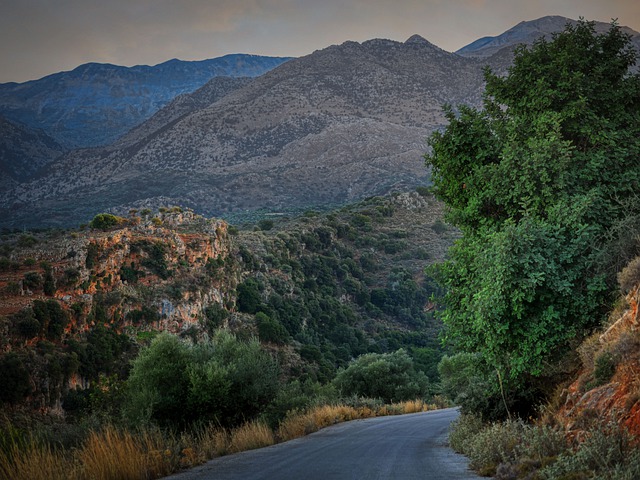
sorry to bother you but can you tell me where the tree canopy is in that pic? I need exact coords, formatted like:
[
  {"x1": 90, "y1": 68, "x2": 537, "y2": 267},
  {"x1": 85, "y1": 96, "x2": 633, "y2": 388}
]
[{"x1": 426, "y1": 20, "x2": 640, "y2": 388}]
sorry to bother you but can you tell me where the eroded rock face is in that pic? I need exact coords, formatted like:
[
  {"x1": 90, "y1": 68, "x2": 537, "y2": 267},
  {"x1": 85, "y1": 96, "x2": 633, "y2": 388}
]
[
  {"x1": 556, "y1": 284, "x2": 640, "y2": 438},
  {"x1": 0, "y1": 210, "x2": 235, "y2": 333}
]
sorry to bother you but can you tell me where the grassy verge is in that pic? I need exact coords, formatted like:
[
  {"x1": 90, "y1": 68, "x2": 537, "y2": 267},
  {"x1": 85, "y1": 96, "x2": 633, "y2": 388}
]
[
  {"x1": 449, "y1": 413, "x2": 640, "y2": 479},
  {"x1": 0, "y1": 399, "x2": 443, "y2": 480}
]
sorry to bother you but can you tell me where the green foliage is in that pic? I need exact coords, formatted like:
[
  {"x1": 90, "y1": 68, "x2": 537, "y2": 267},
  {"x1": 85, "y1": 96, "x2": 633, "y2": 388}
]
[
  {"x1": 539, "y1": 422, "x2": 638, "y2": 480},
  {"x1": 258, "y1": 219, "x2": 275, "y2": 231},
  {"x1": 85, "y1": 242, "x2": 100, "y2": 269},
  {"x1": 17, "y1": 234, "x2": 38, "y2": 248},
  {"x1": 255, "y1": 312, "x2": 290, "y2": 345},
  {"x1": 201, "y1": 303, "x2": 229, "y2": 334},
  {"x1": 592, "y1": 350, "x2": 617, "y2": 387},
  {"x1": 89, "y1": 213, "x2": 124, "y2": 230},
  {"x1": 0, "y1": 352, "x2": 31, "y2": 404},
  {"x1": 333, "y1": 349, "x2": 429, "y2": 403},
  {"x1": 450, "y1": 414, "x2": 568, "y2": 478},
  {"x1": 119, "y1": 263, "x2": 143, "y2": 284},
  {"x1": 0, "y1": 353, "x2": 31, "y2": 404},
  {"x1": 136, "y1": 241, "x2": 170, "y2": 279},
  {"x1": 43, "y1": 264, "x2": 55, "y2": 296},
  {"x1": 125, "y1": 306, "x2": 159, "y2": 325},
  {"x1": 124, "y1": 331, "x2": 279, "y2": 428},
  {"x1": 23, "y1": 271, "x2": 42, "y2": 290},
  {"x1": 425, "y1": 21, "x2": 640, "y2": 391},
  {"x1": 236, "y1": 278, "x2": 262, "y2": 314},
  {"x1": 32, "y1": 299, "x2": 69, "y2": 339}
]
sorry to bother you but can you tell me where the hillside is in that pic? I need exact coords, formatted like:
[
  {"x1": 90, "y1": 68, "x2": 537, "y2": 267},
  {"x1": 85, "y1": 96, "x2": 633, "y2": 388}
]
[
  {"x1": 0, "y1": 54, "x2": 292, "y2": 149},
  {"x1": 0, "y1": 35, "x2": 486, "y2": 229},
  {"x1": 0, "y1": 116, "x2": 64, "y2": 190},
  {"x1": 0, "y1": 191, "x2": 453, "y2": 413},
  {"x1": 2, "y1": 16, "x2": 639, "y2": 231}
]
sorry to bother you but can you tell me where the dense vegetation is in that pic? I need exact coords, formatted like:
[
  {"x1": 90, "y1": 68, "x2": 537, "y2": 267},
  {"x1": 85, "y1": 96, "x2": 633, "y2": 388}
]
[
  {"x1": 427, "y1": 20, "x2": 640, "y2": 418},
  {"x1": 0, "y1": 192, "x2": 451, "y2": 476}
]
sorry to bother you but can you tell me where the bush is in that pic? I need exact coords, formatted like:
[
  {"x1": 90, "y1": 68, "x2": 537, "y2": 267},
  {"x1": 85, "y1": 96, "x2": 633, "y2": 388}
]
[
  {"x1": 333, "y1": 349, "x2": 429, "y2": 403},
  {"x1": 0, "y1": 353, "x2": 31, "y2": 404},
  {"x1": 23, "y1": 271, "x2": 42, "y2": 290},
  {"x1": 89, "y1": 213, "x2": 124, "y2": 231},
  {"x1": 125, "y1": 331, "x2": 279, "y2": 428},
  {"x1": 464, "y1": 420, "x2": 526, "y2": 476},
  {"x1": 539, "y1": 422, "x2": 634, "y2": 479},
  {"x1": 618, "y1": 256, "x2": 640, "y2": 293},
  {"x1": 448, "y1": 413, "x2": 484, "y2": 454},
  {"x1": 592, "y1": 350, "x2": 617, "y2": 387},
  {"x1": 255, "y1": 312, "x2": 289, "y2": 345}
]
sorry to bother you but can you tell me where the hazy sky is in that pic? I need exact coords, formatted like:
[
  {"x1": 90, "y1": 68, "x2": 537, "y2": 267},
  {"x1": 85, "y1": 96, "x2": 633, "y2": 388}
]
[{"x1": 1, "y1": 0, "x2": 639, "y2": 83}]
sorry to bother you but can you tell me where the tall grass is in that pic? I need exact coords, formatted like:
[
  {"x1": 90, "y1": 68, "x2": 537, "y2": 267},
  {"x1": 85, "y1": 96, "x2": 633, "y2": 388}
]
[
  {"x1": 0, "y1": 399, "x2": 438, "y2": 480},
  {"x1": 0, "y1": 439, "x2": 69, "y2": 480}
]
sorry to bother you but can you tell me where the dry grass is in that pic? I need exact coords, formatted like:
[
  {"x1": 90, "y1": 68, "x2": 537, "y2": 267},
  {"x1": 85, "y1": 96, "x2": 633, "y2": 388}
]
[
  {"x1": 75, "y1": 426, "x2": 177, "y2": 480},
  {"x1": 0, "y1": 399, "x2": 439, "y2": 480},
  {"x1": 0, "y1": 440, "x2": 70, "y2": 480},
  {"x1": 229, "y1": 420, "x2": 274, "y2": 453}
]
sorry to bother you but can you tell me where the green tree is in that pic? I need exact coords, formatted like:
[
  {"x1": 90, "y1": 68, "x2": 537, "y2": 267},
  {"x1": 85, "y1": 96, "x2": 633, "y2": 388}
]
[
  {"x1": 333, "y1": 349, "x2": 429, "y2": 403},
  {"x1": 124, "y1": 331, "x2": 279, "y2": 428},
  {"x1": 425, "y1": 21, "x2": 640, "y2": 393},
  {"x1": 89, "y1": 213, "x2": 124, "y2": 230},
  {"x1": 0, "y1": 353, "x2": 31, "y2": 404}
]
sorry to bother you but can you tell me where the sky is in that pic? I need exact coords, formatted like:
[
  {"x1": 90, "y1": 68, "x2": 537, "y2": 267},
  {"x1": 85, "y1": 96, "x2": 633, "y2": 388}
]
[{"x1": 1, "y1": 0, "x2": 639, "y2": 84}]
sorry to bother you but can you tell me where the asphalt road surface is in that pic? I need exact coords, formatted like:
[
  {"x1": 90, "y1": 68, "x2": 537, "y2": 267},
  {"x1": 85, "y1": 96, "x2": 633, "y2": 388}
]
[{"x1": 164, "y1": 408, "x2": 484, "y2": 480}]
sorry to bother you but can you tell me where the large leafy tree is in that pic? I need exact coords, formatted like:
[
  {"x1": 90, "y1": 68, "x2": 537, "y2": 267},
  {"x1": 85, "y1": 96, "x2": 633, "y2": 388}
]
[{"x1": 426, "y1": 21, "x2": 640, "y2": 389}]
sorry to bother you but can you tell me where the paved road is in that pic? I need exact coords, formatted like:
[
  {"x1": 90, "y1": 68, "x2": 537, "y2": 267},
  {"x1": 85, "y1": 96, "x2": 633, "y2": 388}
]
[{"x1": 165, "y1": 408, "x2": 484, "y2": 479}]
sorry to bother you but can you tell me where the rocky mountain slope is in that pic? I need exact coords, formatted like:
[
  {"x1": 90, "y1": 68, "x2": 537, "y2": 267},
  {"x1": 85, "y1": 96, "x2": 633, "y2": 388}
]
[
  {"x1": 0, "y1": 116, "x2": 64, "y2": 190},
  {"x1": 0, "y1": 191, "x2": 452, "y2": 412},
  {"x1": 0, "y1": 54, "x2": 292, "y2": 148},
  {"x1": 2, "y1": 16, "x2": 638, "y2": 230},
  {"x1": 457, "y1": 15, "x2": 640, "y2": 58},
  {"x1": 0, "y1": 35, "x2": 487, "y2": 229}
]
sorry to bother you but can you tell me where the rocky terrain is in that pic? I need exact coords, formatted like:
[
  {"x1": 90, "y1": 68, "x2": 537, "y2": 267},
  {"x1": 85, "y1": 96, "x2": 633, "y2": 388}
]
[
  {"x1": 0, "y1": 191, "x2": 453, "y2": 412},
  {"x1": 1, "y1": 16, "x2": 638, "y2": 230},
  {"x1": 0, "y1": 54, "x2": 291, "y2": 149},
  {"x1": 0, "y1": 116, "x2": 64, "y2": 190}
]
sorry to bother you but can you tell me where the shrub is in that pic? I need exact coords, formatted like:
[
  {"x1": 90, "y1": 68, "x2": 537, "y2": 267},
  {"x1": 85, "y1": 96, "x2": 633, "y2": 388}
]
[
  {"x1": 258, "y1": 219, "x2": 274, "y2": 231},
  {"x1": 125, "y1": 331, "x2": 279, "y2": 428},
  {"x1": 17, "y1": 235, "x2": 38, "y2": 248},
  {"x1": 23, "y1": 271, "x2": 42, "y2": 290},
  {"x1": 592, "y1": 350, "x2": 617, "y2": 386},
  {"x1": 333, "y1": 349, "x2": 429, "y2": 403},
  {"x1": 255, "y1": 312, "x2": 289, "y2": 345},
  {"x1": 0, "y1": 353, "x2": 31, "y2": 404},
  {"x1": 89, "y1": 213, "x2": 124, "y2": 231},
  {"x1": 465, "y1": 419, "x2": 526, "y2": 476},
  {"x1": 618, "y1": 256, "x2": 640, "y2": 293},
  {"x1": 236, "y1": 278, "x2": 262, "y2": 314},
  {"x1": 539, "y1": 422, "x2": 634, "y2": 479},
  {"x1": 448, "y1": 413, "x2": 484, "y2": 454}
]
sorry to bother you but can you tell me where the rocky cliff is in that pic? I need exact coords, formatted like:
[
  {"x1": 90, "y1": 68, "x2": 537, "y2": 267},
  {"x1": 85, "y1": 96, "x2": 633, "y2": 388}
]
[{"x1": 553, "y1": 258, "x2": 640, "y2": 438}]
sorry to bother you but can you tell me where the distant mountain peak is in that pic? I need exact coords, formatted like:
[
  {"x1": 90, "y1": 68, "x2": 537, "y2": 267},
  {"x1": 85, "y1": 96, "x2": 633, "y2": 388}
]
[
  {"x1": 405, "y1": 34, "x2": 429, "y2": 45},
  {"x1": 456, "y1": 15, "x2": 639, "y2": 58}
]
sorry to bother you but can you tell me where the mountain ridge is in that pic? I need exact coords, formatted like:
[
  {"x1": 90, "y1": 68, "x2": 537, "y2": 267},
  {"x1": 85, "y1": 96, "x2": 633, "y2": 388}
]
[
  {"x1": 2, "y1": 15, "x2": 639, "y2": 229},
  {"x1": 0, "y1": 54, "x2": 292, "y2": 149}
]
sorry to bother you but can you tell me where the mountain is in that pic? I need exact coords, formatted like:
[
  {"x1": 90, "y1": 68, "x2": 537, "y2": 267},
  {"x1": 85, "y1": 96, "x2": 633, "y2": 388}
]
[
  {"x1": 2, "y1": 16, "x2": 638, "y2": 230},
  {"x1": 0, "y1": 115, "x2": 64, "y2": 191},
  {"x1": 0, "y1": 35, "x2": 487, "y2": 228},
  {"x1": 457, "y1": 15, "x2": 640, "y2": 58},
  {"x1": 0, "y1": 54, "x2": 292, "y2": 148}
]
